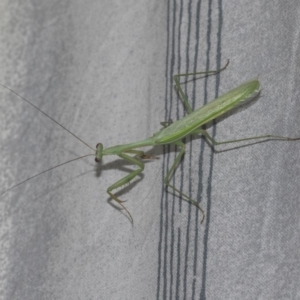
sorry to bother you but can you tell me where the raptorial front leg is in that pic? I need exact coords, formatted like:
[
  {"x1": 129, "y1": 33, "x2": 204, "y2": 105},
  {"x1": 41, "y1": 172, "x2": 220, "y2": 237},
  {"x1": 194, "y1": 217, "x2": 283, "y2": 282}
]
[
  {"x1": 124, "y1": 149, "x2": 157, "y2": 160},
  {"x1": 164, "y1": 140, "x2": 205, "y2": 223},
  {"x1": 107, "y1": 153, "x2": 145, "y2": 223}
]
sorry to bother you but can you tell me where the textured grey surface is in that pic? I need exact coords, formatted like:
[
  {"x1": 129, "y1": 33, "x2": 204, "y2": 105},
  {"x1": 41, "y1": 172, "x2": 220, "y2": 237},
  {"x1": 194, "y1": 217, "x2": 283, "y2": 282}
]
[{"x1": 1, "y1": 1, "x2": 300, "y2": 299}]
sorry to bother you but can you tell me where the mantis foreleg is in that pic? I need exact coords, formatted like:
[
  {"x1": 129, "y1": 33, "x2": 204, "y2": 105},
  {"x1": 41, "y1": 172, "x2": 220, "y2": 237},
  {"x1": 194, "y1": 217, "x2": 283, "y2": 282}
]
[{"x1": 107, "y1": 153, "x2": 145, "y2": 223}]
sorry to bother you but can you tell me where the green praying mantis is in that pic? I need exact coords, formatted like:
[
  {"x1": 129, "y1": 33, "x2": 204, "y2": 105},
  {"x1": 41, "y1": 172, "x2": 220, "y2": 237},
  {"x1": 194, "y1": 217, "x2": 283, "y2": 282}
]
[{"x1": 2, "y1": 60, "x2": 299, "y2": 223}]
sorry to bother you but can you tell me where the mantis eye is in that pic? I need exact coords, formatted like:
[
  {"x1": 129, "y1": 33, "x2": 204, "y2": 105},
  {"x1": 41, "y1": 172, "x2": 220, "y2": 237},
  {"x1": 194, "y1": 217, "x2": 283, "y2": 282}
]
[{"x1": 95, "y1": 143, "x2": 103, "y2": 162}]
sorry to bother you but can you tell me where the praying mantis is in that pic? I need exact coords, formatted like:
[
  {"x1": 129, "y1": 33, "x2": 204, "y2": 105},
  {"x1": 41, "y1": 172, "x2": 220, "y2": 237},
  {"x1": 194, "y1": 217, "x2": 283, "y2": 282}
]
[{"x1": 2, "y1": 60, "x2": 299, "y2": 223}]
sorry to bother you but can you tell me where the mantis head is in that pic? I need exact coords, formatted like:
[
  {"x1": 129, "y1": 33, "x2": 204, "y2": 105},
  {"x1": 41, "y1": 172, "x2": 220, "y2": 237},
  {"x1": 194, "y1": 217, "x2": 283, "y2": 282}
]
[{"x1": 95, "y1": 143, "x2": 103, "y2": 162}]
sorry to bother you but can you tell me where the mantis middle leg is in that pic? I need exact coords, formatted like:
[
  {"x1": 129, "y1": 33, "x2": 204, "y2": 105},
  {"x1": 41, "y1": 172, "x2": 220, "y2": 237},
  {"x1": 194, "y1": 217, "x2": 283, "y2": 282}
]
[{"x1": 164, "y1": 140, "x2": 205, "y2": 223}]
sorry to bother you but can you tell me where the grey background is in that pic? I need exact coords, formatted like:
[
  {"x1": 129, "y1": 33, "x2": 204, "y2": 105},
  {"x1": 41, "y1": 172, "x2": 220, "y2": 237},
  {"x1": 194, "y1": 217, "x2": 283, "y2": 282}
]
[{"x1": 1, "y1": 1, "x2": 300, "y2": 299}]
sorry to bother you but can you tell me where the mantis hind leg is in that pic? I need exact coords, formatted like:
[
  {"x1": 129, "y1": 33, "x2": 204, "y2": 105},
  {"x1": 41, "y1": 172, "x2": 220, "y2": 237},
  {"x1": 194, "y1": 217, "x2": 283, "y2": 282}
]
[
  {"x1": 191, "y1": 129, "x2": 300, "y2": 148},
  {"x1": 173, "y1": 60, "x2": 230, "y2": 114},
  {"x1": 107, "y1": 152, "x2": 145, "y2": 223},
  {"x1": 164, "y1": 141, "x2": 205, "y2": 223}
]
